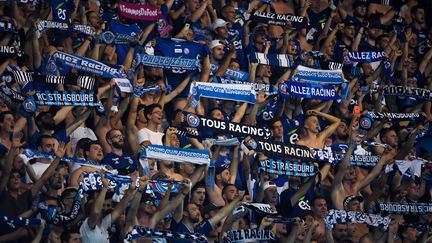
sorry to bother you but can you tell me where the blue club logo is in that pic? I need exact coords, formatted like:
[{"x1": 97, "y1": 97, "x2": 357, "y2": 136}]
[
  {"x1": 360, "y1": 116, "x2": 372, "y2": 130},
  {"x1": 186, "y1": 113, "x2": 200, "y2": 128}
]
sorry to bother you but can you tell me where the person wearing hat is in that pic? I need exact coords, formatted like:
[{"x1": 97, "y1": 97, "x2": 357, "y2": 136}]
[
  {"x1": 343, "y1": 195, "x2": 364, "y2": 211},
  {"x1": 209, "y1": 39, "x2": 226, "y2": 65}
]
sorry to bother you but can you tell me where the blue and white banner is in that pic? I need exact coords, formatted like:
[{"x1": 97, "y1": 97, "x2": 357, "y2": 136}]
[
  {"x1": 0, "y1": 214, "x2": 43, "y2": 229},
  {"x1": 294, "y1": 65, "x2": 345, "y2": 84},
  {"x1": 346, "y1": 51, "x2": 387, "y2": 63},
  {"x1": 35, "y1": 20, "x2": 95, "y2": 38},
  {"x1": 115, "y1": 78, "x2": 133, "y2": 93},
  {"x1": 34, "y1": 90, "x2": 103, "y2": 107},
  {"x1": 139, "y1": 54, "x2": 200, "y2": 70},
  {"x1": 224, "y1": 229, "x2": 275, "y2": 243},
  {"x1": 140, "y1": 145, "x2": 211, "y2": 165},
  {"x1": 335, "y1": 153, "x2": 380, "y2": 167},
  {"x1": 191, "y1": 82, "x2": 256, "y2": 106},
  {"x1": 147, "y1": 179, "x2": 190, "y2": 195},
  {"x1": 49, "y1": 51, "x2": 126, "y2": 78},
  {"x1": 97, "y1": 31, "x2": 138, "y2": 45},
  {"x1": 249, "y1": 52, "x2": 294, "y2": 67},
  {"x1": 324, "y1": 209, "x2": 391, "y2": 230},
  {"x1": 210, "y1": 64, "x2": 249, "y2": 81},
  {"x1": 280, "y1": 81, "x2": 339, "y2": 100},
  {"x1": 346, "y1": 52, "x2": 394, "y2": 80},
  {"x1": 0, "y1": 85, "x2": 25, "y2": 105},
  {"x1": 133, "y1": 85, "x2": 161, "y2": 97},
  {"x1": 376, "y1": 202, "x2": 432, "y2": 215},
  {"x1": 383, "y1": 85, "x2": 432, "y2": 101},
  {"x1": 182, "y1": 112, "x2": 273, "y2": 139},
  {"x1": 259, "y1": 159, "x2": 317, "y2": 176},
  {"x1": 213, "y1": 76, "x2": 277, "y2": 96},
  {"x1": 367, "y1": 112, "x2": 422, "y2": 121},
  {"x1": 125, "y1": 226, "x2": 208, "y2": 242}
]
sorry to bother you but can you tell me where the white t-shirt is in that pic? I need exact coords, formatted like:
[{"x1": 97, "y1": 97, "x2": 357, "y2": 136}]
[
  {"x1": 69, "y1": 127, "x2": 98, "y2": 155},
  {"x1": 25, "y1": 162, "x2": 51, "y2": 183},
  {"x1": 80, "y1": 214, "x2": 112, "y2": 243},
  {"x1": 137, "y1": 128, "x2": 164, "y2": 146}
]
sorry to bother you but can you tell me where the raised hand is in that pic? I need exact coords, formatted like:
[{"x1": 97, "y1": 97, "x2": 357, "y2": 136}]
[{"x1": 55, "y1": 142, "x2": 66, "y2": 158}]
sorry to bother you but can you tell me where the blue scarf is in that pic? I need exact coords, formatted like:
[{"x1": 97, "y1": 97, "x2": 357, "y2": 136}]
[
  {"x1": 294, "y1": 65, "x2": 345, "y2": 84},
  {"x1": 259, "y1": 159, "x2": 317, "y2": 176},
  {"x1": 133, "y1": 85, "x2": 161, "y2": 97},
  {"x1": 280, "y1": 81, "x2": 339, "y2": 100},
  {"x1": 335, "y1": 153, "x2": 379, "y2": 167},
  {"x1": 0, "y1": 20, "x2": 16, "y2": 33},
  {"x1": 49, "y1": 51, "x2": 126, "y2": 78},
  {"x1": 346, "y1": 51, "x2": 394, "y2": 80},
  {"x1": 245, "y1": 11, "x2": 308, "y2": 29},
  {"x1": 125, "y1": 226, "x2": 208, "y2": 242},
  {"x1": 324, "y1": 209, "x2": 391, "y2": 230},
  {"x1": 34, "y1": 90, "x2": 104, "y2": 109},
  {"x1": 376, "y1": 202, "x2": 432, "y2": 215},
  {"x1": 0, "y1": 214, "x2": 43, "y2": 229},
  {"x1": 97, "y1": 30, "x2": 137, "y2": 44},
  {"x1": 383, "y1": 85, "x2": 432, "y2": 101},
  {"x1": 0, "y1": 85, "x2": 25, "y2": 105},
  {"x1": 224, "y1": 229, "x2": 274, "y2": 243},
  {"x1": 138, "y1": 54, "x2": 200, "y2": 70},
  {"x1": 249, "y1": 52, "x2": 294, "y2": 67},
  {"x1": 213, "y1": 76, "x2": 277, "y2": 96},
  {"x1": 191, "y1": 82, "x2": 256, "y2": 107},
  {"x1": 182, "y1": 112, "x2": 273, "y2": 139},
  {"x1": 210, "y1": 64, "x2": 249, "y2": 81}
]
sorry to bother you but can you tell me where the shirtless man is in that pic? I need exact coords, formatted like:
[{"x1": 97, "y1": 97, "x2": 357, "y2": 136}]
[{"x1": 296, "y1": 110, "x2": 340, "y2": 243}]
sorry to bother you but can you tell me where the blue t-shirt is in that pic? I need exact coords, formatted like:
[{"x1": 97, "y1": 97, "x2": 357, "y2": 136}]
[
  {"x1": 155, "y1": 37, "x2": 210, "y2": 97},
  {"x1": 256, "y1": 95, "x2": 285, "y2": 126},
  {"x1": 139, "y1": 5, "x2": 170, "y2": 41},
  {"x1": 50, "y1": 0, "x2": 73, "y2": 23},
  {"x1": 108, "y1": 21, "x2": 142, "y2": 65},
  {"x1": 170, "y1": 219, "x2": 212, "y2": 243},
  {"x1": 102, "y1": 152, "x2": 137, "y2": 175},
  {"x1": 226, "y1": 22, "x2": 248, "y2": 69},
  {"x1": 30, "y1": 127, "x2": 68, "y2": 150}
]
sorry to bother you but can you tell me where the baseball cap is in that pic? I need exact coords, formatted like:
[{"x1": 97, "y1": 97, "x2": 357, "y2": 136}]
[
  {"x1": 343, "y1": 195, "x2": 364, "y2": 208},
  {"x1": 263, "y1": 181, "x2": 277, "y2": 191},
  {"x1": 212, "y1": 19, "x2": 229, "y2": 31},
  {"x1": 209, "y1": 40, "x2": 225, "y2": 49}
]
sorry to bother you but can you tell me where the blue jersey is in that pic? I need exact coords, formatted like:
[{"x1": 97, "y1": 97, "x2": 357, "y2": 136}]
[
  {"x1": 226, "y1": 22, "x2": 248, "y2": 69},
  {"x1": 50, "y1": 0, "x2": 73, "y2": 23},
  {"x1": 170, "y1": 219, "x2": 212, "y2": 243},
  {"x1": 155, "y1": 37, "x2": 209, "y2": 97},
  {"x1": 108, "y1": 21, "x2": 142, "y2": 65},
  {"x1": 102, "y1": 152, "x2": 137, "y2": 175},
  {"x1": 256, "y1": 95, "x2": 285, "y2": 126}
]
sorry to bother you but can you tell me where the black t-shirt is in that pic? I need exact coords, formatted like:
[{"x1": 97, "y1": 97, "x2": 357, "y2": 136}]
[{"x1": 0, "y1": 189, "x2": 33, "y2": 216}]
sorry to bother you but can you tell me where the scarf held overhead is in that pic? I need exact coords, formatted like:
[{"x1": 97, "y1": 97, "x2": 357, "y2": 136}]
[
  {"x1": 382, "y1": 85, "x2": 432, "y2": 101},
  {"x1": 34, "y1": 90, "x2": 102, "y2": 107},
  {"x1": 280, "y1": 81, "x2": 339, "y2": 100},
  {"x1": 118, "y1": 2, "x2": 162, "y2": 21},
  {"x1": 124, "y1": 226, "x2": 208, "y2": 242},
  {"x1": 377, "y1": 202, "x2": 432, "y2": 215},
  {"x1": 138, "y1": 54, "x2": 200, "y2": 71},
  {"x1": 242, "y1": 138, "x2": 315, "y2": 161},
  {"x1": 294, "y1": 65, "x2": 345, "y2": 84},
  {"x1": 224, "y1": 229, "x2": 275, "y2": 243},
  {"x1": 49, "y1": 51, "x2": 126, "y2": 78},
  {"x1": 259, "y1": 159, "x2": 317, "y2": 176},
  {"x1": 249, "y1": 52, "x2": 294, "y2": 67},
  {"x1": 182, "y1": 112, "x2": 272, "y2": 139},
  {"x1": 324, "y1": 209, "x2": 391, "y2": 230},
  {"x1": 191, "y1": 82, "x2": 256, "y2": 106},
  {"x1": 247, "y1": 11, "x2": 308, "y2": 29}
]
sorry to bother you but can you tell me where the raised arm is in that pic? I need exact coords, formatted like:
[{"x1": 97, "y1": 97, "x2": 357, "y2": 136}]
[
  {"x1": 228, "y1": 145, "x2": 240, "y2": 184},
  {"x1": 356, "y1": 149, "x2": 396, "y2": 192},
  {"x1": 189, "y1": 0, "x2": 208, "y2": 22},
  {"x1": 307, "y1": 110, "x2": 341, "y2": 141},
  {"x1": 66, "y1": 109, "x2": 91, "y2": 136},
  {"x1": 150, "y1": 182, "x2": 191, "y2": 227},
  {"x1": 208, "y1": 194, "x2": 241, "y2": 228},
  {"x1": 111, "y1": 189, "x2": 134, "y2": 222},
  {"x1": 87, "y1": 174, "x2": 109, "y2": 229}
]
